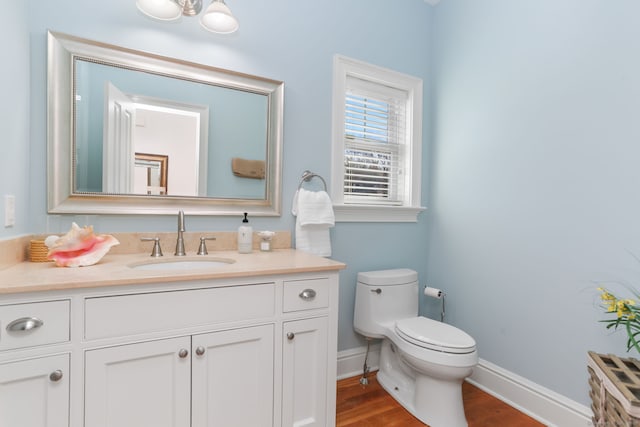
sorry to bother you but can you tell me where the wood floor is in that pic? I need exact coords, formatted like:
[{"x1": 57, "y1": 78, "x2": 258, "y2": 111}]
[{"x1": 336, "y1": 373, "x2": 545, "y2": 427}]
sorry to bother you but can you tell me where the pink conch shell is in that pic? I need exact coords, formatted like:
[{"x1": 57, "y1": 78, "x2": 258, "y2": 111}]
[{"x1": 46, "y1": 223, "x2": 119, "y2": 267}]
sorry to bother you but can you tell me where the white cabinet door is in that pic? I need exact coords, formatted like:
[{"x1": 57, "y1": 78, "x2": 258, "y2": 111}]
[
  {"x1": 0, "y1": 354, "x2": 69, "y2": 427},
  {"x1": 282, "y1": 317, "x2": 328, "y2": 427},
  {"x1": 192, "y1": 324, "x2": 274, "y2": 427},
  {"x1": 85, "y1": 337, "x2": 191, "y2": 427}
]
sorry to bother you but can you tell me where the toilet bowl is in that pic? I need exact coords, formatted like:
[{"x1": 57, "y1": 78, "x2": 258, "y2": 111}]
[{"x1": 353, "y1": 269, "x2": 478, "y2": 427}]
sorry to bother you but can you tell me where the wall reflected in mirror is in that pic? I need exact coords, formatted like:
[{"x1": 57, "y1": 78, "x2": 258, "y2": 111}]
[{"x1": 74, "y1": 58, "x2": 268, "y2": 200}]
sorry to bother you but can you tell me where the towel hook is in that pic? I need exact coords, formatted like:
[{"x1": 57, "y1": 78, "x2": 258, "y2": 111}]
[{"x1": 298, "y1": 170, "x2": 327, "y2": 191}]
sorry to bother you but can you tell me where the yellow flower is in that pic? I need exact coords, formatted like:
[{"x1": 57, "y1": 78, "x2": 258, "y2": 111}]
[
  {"x1": 597, "y1": 286, "x2": 640, "y2": 354},
  {"x1": 600, "y1": 289, "x2": 616, "y2": 302},
  {"x1": 614, "y1": 299, "x2": 635, "y2": 318}
]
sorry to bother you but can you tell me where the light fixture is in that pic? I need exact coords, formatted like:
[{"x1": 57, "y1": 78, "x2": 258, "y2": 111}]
[
  {"x1": 136, "y1": 0, "x2": 185, "y2": 21},
  {"x1": 136, "y1": 0, "x2": 239, "y2": 33},
  {"x1": 200, "y1": 0, "x2": 239, "y2": 34}
]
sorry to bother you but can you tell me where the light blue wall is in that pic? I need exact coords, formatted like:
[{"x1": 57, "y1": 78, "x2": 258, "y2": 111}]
[
  {"x1": 0, "y1": 2, "x2": 29, "y2": 239},
  {"x1": 430, "y1": 0, "x2": 640, "y2": 406},
  {"x1": 17, "y1": 0, "x2": 432, "y2": 352}
]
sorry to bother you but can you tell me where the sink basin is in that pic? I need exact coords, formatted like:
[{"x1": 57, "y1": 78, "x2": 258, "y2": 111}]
[{"x1": 129, "y1": 257, "x2": 235, "y2": 271}]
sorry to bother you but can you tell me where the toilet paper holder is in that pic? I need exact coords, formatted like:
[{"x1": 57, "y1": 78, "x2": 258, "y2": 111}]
[{"x1": 424, "y1": 286, "x2": 446, "y2": 322}]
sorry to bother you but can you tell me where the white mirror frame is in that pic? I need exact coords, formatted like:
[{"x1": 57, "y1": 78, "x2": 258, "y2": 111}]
[{"x1": 47, "y1": 31, "x2": 284, "y2": 216}]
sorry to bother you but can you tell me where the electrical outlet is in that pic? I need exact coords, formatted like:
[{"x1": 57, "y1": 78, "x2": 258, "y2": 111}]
[{"x1": 4, "y1": 195, "x2": 15, "y2": 227}]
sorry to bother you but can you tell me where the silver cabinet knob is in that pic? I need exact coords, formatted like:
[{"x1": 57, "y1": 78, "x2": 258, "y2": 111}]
[
  {"x1": 49, "y1": 370, "x2": 63, "y2": 382},
  {"x1": 6, "y1": 317, "x2": 44, "y2": 332},
  {"x1": 299, "y1": 289, "x2": 316, "y2": 300},
  {"x1": 178, "y1": 349, "x2": 189, "y2": 358},
  {"x1": 195, "y1": 346, "x2": 205, "y2": 356},
  {"x1": 287, "y1": 332, "x2": 295, "y2": 341}
]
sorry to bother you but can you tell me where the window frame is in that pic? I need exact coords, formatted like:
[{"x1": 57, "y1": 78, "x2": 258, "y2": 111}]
[{"x1": 331, "y1": 55, "x2": 425, "y2": 222}]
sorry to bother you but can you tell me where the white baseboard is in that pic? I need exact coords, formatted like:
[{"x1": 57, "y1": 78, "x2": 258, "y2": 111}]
[
  {"x1": 337, "y1": 343, "x2": 381, "y2": 380},
  {"x1": 468, "y1": 359, "x2": 592, "y2": 427},
  {"x1": 337, "y1": 346, "x2": 593, "y2": 426}
]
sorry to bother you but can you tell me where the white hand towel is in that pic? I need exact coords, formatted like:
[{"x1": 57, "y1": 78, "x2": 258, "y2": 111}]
[
  {"x1": 292, "y1": 188, "x2": 334, "y2": 257},
  {"x1": 295, "y1": 188, "x2": 335, "y2": 227},
  {"x1": 295, "y1": 222, "x2": 332, "y2": 257}
]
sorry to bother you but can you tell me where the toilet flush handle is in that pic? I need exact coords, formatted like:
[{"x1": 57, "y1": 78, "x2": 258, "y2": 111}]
[{"x1": 371, "y1": 288, "x2": 382, "y2": 294}]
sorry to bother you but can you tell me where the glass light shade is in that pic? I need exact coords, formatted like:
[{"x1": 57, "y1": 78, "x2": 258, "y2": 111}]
[
  {"x1": 136, "y1": 0, "x2": 182, "y2": 21},
  {"x1": 200, "y1": 0, "x2": 239, "y2": 34}
]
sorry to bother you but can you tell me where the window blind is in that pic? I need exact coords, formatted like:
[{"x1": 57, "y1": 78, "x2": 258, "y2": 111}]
[{"x1": 343, "y1": 77, "x2": 407, "y2": 205}]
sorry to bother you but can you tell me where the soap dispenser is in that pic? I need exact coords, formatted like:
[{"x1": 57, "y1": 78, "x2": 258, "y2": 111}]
[{"x1": 237, "y1": 212, "x2": 253, "y2": 254}]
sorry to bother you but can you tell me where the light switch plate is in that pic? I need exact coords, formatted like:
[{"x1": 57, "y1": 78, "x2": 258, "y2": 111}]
[{"x1": 4, "y1": 195, "x2": 15, "y2": 227}]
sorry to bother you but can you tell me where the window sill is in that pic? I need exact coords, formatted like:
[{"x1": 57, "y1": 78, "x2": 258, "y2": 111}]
[{"x1": 332, "y1": 204, "x2": 426, "y2": 223}]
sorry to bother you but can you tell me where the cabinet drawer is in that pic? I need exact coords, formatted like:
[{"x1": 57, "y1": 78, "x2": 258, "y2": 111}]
[
  {"x1": 283, "y1": 278, "x2": 329, "y2": 313},
  {"x1": 85, "y1": 283, "x2": 275, "y2": 340},
  {"x1": 0, "y1": 300, "x2": 70, "y2": 351}
]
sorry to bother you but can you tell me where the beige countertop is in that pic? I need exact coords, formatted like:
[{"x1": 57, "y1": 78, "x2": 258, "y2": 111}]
[{"x1": 0, "y1": 249, "x2": 346, "y2": 295}]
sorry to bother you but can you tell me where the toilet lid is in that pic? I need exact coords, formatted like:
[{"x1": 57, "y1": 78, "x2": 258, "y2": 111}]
[{"x1": 395, "y1": 317, "x2": 476, "y2": 354}]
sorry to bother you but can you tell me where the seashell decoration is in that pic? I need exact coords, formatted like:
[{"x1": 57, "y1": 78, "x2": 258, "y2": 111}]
[{"x1": 46, "y1": 223, "x2": 119, "y2": 267}]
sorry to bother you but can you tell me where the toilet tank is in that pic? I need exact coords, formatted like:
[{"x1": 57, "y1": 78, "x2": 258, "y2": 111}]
[{"x1": 353, "y1": 269, "x2": 419, "y2": 339}]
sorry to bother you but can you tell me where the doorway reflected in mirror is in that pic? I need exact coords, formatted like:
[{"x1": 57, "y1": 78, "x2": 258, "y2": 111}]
[{"x1": 135, "y1": 153, "x2": 168, "y2": 195}]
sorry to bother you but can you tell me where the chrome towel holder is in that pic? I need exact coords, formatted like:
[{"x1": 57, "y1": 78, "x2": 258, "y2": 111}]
[{"x1": 297, "y1": 170, "x2": 327, "y2": 191}]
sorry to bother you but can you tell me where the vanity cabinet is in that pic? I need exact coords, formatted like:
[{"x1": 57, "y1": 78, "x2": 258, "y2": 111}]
[
  {"x1": 84, "y1": 283, "x2": 277, "y2": 427},
  {"x1": 84, "y1": 324, "x2": 275, "y2": 427},
  {"x1": 0, "y1": 299, "x2": 71, "y2": 427},
  {"x1": 281, "y1": 277, "x2": 331, "y2": 427},
  {"x1": 0, "y1": 354, "x2": 70, "y2": 427},
  {"x1": 283, "y1": 317, "x2": 328, "y2": 427},
  {"x1": 0, "y1": 258, "x2": 341, "y2": 427},
  {"x1": 84, "y1": 337, "x2": 191, "y2": 427},
  {"x1": 192, "y1": 324, "x2": 274, "y2": 427}
]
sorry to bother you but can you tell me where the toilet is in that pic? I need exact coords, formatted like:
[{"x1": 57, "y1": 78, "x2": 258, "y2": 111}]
[{"x1": 353, "y1": 269, "x2": 478, "y2": 427}]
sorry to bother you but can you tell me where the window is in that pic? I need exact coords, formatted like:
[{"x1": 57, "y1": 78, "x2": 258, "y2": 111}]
[
  {"x1": 331, "y1": 55, "x2": 425, "y2": 222},
  {"x1": 344, "y1": 79, "x2": 406, "y2": 205}
]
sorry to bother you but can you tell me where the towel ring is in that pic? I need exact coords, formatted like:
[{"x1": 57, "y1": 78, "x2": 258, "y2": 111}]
[{"x1": 297, "y1": 170, "x2": 327, "y2": 191}]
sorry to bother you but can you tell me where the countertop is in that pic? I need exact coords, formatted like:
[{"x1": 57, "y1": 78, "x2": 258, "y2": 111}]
[{"x1": 0, "y1": 249, "x2": 346, "y2": 295}]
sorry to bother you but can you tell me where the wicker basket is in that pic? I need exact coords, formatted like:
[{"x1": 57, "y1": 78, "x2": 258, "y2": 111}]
[
  {"x1": 29, "y1": 239, "x2": 51, "y2": 263},
  {"x1": 588, "y1": 351, "x2": 640, "y2": 426}
]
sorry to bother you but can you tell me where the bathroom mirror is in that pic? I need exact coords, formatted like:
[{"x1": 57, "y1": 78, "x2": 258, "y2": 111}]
[{"x1": 47, "y1": 31, "x2": 283, "y2": 216}]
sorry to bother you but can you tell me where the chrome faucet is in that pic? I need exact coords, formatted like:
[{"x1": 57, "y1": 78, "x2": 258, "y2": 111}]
[{"x1": 175, "y1": 210, "x2": 186, "y2": 256}]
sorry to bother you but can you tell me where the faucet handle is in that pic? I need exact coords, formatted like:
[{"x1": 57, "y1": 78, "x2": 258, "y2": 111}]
[
  {"x1": 197, "y1": 236, "x2": 217, "y2": 255},
  {"x1": 141, "y1": 237, "x2": 163, "y2": 257}
]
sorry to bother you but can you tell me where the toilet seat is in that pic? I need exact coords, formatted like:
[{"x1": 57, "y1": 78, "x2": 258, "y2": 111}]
[{"x1": 395, "y1": 317, "x2": 476, "y2": 354}]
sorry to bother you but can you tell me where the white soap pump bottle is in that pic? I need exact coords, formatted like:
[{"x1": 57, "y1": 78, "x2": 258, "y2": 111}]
[{"x1": 237, "y1": 212, "x2": 253, "y2": 254}]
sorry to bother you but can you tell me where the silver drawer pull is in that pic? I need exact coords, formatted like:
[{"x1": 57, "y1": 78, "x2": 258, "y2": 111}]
[
  {"x1": 287, "y1": 332, "x2": 295, "y2": 340},
  {"x1": 299, "y1": 289, "x2": 316, "y2": 301},
  {"x1": 6, "y1": 317, "x2": 44, "y2": 332},
  {"x1": 49, "y1": 370, "x2": 63, "y2": 382}
]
